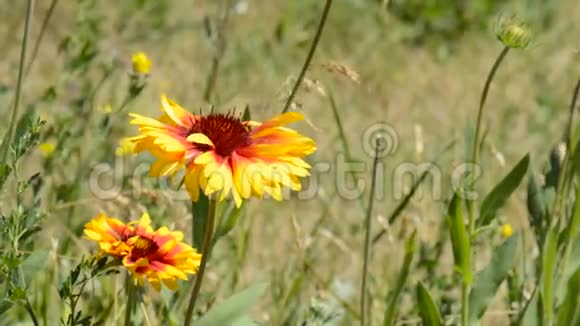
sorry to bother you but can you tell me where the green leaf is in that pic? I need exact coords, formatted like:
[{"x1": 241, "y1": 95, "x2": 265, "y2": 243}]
[
  {"x1": 0, "y1": 162, "x2": 11, "y2": 189},
  {"x1": 542, "y1": 222, "x2": 559, "y2": 324},
  {"x1": 447, "y1": 194, "x2": 472, "y2": 284},
  {"x1": 383, "y1": 230, "x2": 417, "y2": 326},
  {"x1": 195, "y1": 283, "x2": 267, "y2": 326},
  {"x1": 572, "y1": 139, "x2": 580, "y2": 178},
  {"x1": 191, "y1": 193, "x2": 210, "y2": 251},
  {"x1": 468, "y1": 235, "x2": 517, "y2": 323},
  {"x1": 478, "y1": 154, "x2": 530, "y2": 227},
  {"x1": 556, "y1": 268, "x2": 580, "y2": 326},
  {"x1": 214, "y1": 201, "x2": 245, "y2": 245},
  {"x1": 416, "y1": 283, "x2": 442, "y2": 326},
  {"x1": 242, "y1": 105, "x2": 251, "y2": 121},
  {"x1": 517, "y1": 287, "x2": 541, "y2": 326}
]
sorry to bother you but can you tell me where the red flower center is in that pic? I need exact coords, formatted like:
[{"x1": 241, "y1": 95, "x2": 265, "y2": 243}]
[
  {"x1": 131, "y1": 236, "x2": 158, "y2": 259},
  {"x1": 190, "y1": 113, "x2": 252, "y2": 157}
]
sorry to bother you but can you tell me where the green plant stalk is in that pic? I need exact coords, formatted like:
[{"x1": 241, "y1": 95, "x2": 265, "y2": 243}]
[
  {"x1": 461, "y1": 46, "x2": 510, "y2": 326},
  {"x1": 551, "y1": 79, "x2": 580, "y2": 220},
  {"x1": 467, "y1": 46, "x2": 510, "y2": 234},
  {"x1": 360, "y1": 139, "x2": 381, "y2": 326},
  {"x1": 281, "y1": 0, "x2": 333, "y2": 113},
  {"x1": 203, "y1": 0, "x2": 234, "y2": 102},
  {"x1": 1, "y1": 0, "x2": 34, "y2": 162},
  {"x1": 183, "y1": 198, "x2": 218, "y2": 326},
  {"x1": 24, "y1": 0, "x2": 58, "y2": 77},
  {"x1": 124, "y1": 275, "x2": 136, "y2": 326}
]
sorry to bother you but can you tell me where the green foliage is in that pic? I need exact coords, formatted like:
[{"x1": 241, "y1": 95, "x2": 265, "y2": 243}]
[
  {"x1": 478, "y1": 153, "x2": 530, "y2": 228},
  {"x1": 383, "y1": 230, "x2": 417, "y2": 325},
  {"x1": 468, "y1": 236, "x2": 517, "y2": 323},
  {"x1": 416, "y1": 283, "x2": 442, "y2": 326},
  {"x1": 195, "y1": 283, "x2": 267, "y2": 326},
  {"x1": 447, "y1": 194, "x2": 472, "y2": 284}
]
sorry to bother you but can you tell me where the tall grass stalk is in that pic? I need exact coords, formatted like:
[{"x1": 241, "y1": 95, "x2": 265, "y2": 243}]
[
  {"x1": 183, "y1": 199, "x2": 218, "y2": 326},
  {"x1": 1, "y1": 0, "x2": 34, "y2": 162},
  {"x1": 203, "y1": 0, "x2": 234, "y2": 102},
  {"x1": 360, "y1": 137, "x2": 382, "y2": 326},
  {"x1": 24, "y1": 0, "x2": 58, "y2": 77},
  {"x1": 281, "y1": 0, "x2": 333, "y2": 114}
]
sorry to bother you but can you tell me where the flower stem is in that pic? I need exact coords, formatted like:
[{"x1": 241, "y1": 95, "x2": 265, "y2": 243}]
[
  {"x1": 183, "y1": 198, "x2": 217, "y2": 326},
  {"x1": 124, "y1": 275, "x2": 136, "y2": 326},
  {"x1": 462, "y1": 46, "x2": 510, "y2": 326},
  {"x1": 281, "y1": 0, "x2": 333, "y2": 114},
  {"x1": 467, "y1": 46, "x2": 510, "y2": 234},
  {"x1": 360, "y1": 138, "x2": 381, "y2": 326},
  {"x1": 1, "y1": 0, "x2": 34, "y2": 162},
  {"x1": 461, "y1": 283, "x2": 469, "y2": 326}
]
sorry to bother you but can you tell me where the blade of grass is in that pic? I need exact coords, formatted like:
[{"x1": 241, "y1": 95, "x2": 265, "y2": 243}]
[
  {"x1": 1, "y1": 0, "x2": 35, "y2": 162},
  {"x1": 416, "y1": 283, "x2": 443, "y2": 326},
  {"x1": 281, "y1": 0, "x2": 333, "y2": 113},
  {"x1": 383, "y1": 230, "x2": 417, "y2": 326},
  {"x1": 372, "y1": 140, "x2": 456, "y2": 244},
  {"x1": 360, "y1": 137, "x2": 382, "y2": 326}
]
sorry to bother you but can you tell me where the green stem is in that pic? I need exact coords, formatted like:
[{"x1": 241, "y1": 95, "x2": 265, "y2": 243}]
[
  {"x1": 24, "y1": 0, "x2": 58, "y2": 77},
  {"x1": 461, "y1": 283, "x2": 469, "y2": 326},
  {"x1": 467, "y1": 46, "x2": 510, "y2": 234},
  {"x1": 360, "y1": 138, "x2": 381, "y2": 326},
  {"x1": 281, "y1": 0, "x2": 333, "y2": 113},
  {"x1": 1, "y1": 0, "x2": 34, "y2": 162},
  {"x1": 124, "y1": 275, "x2": 136, "y2": 326},
  {"x1": 551, "y1": 78, "x2": 580, "y2": 219},
  {"x1": 183, "y1": 199, "x2": 217, "y2": 326}
]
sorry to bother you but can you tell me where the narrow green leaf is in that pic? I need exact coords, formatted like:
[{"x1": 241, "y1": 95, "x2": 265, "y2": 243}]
[
  {"x1": 518, "y1": 287, "x2": 541, "y2": 326},
  {"x1": 242, "y1": 105, "x2": 251, "y2": 121},
  {"x1": 478, "y1": 154, "x2": 530, "y2": 227},
  {"x1": 0, "y1": 162, "x2": 11, "y2": 189},
  {"x1": 214, "y1": 201, "x2": 245, "y2": 244},
  {"x1": 556, "y1": 268, "x2": 580, "y2": 326},
  {"x1": 542, "y1": 223, "x2": 559, "y2": 324},
  {"x1": 196, "y1": 283, "x2": 267, "y2": 326},
  {"x1": 447, "y1": 194, "x2": 472, "y2": 284},
  {"x1": 572, "y1": 139, "x2": 580, "y2": 178},
  {"x1": 192, "y1": 193, "x2": 210, "y2": 251},
  {"x1": 383, "y1": 231, "x2": 417, "y2": 326},
  {"x1": 416, "y1": 283, "x2": 442, "y2": 326},
  {"x1": 468, "y1": 236, "x2": 517, "y2": 323}
]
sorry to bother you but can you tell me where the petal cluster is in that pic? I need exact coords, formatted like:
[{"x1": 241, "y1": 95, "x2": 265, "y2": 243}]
[
  {"x1": 84, "y1": 212, "x2": 201, "y2": 291},
  {"x1": 127, "y1": 95, "x2": 316, "y2": 206}
]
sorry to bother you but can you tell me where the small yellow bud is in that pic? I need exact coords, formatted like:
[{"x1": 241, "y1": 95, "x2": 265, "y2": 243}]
[
  {"x1": 500, "y1": 223, "x2": 514, "y2": 238},
  {"x1": 39, "y1": 142, "x2": 56, "y2": 158},
  {"x1": 496, "y1": 18, "x2": 531, "y2": 49},
  {"x1": 131, "y1": 52, "x2": 152, "y2": 74},
  {"x1": 99, "y1": 104, "x2": 113, "y2": 114},
  {"x1": 115, "y1": 138, "x2": 135, "y2": 156}
]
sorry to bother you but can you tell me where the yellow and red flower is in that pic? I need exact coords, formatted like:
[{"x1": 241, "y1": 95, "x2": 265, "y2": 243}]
[
  {"x1": 84, "y1": 212, "x2": 201, "y2": 291},
  {"x1": 126, "y1": 95, "x2": 316, "y2": 206}
]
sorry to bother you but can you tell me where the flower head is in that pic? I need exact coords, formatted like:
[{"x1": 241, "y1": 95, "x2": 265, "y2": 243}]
[
  {"x1": 127, "y1": 95, "x2": 316, "y2": 206},
  {"x1": 500, "y1": 223, "x2": 513, "y2": 238},
  {"x1": 495, "y1": 17, "x2": 531, "y2": 49},
  {"x1": 131, "y1": 52, "x2": 152, "y2": 74},
  {"x1": 39, "y1": 141, "x2": 56, "y2": 157},
  {"x1": 84, "y1": 212, "x2": 201, "y2": 291}
]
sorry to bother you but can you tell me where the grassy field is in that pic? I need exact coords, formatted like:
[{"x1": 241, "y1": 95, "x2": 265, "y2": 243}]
[{"x1": 1, "y1": 0, "x2": 580, "y2": 325}]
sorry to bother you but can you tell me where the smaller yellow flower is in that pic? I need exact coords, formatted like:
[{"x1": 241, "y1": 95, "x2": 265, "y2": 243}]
[
  {"x1": 39, "y1": 142, "x2": 56, "y2": 157},
  {"x1": 116, "y1": 138, "x2": 136, "y2": 156},
  {"x1": 99, "y1": 104, "x2": 113, "y2": 114},
  {"x1": 500, "y1": 223, "x2": 514, "y2": 238},
  {"x1": 131, "y1": 52, "x2": 152, "y2": 74}
]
